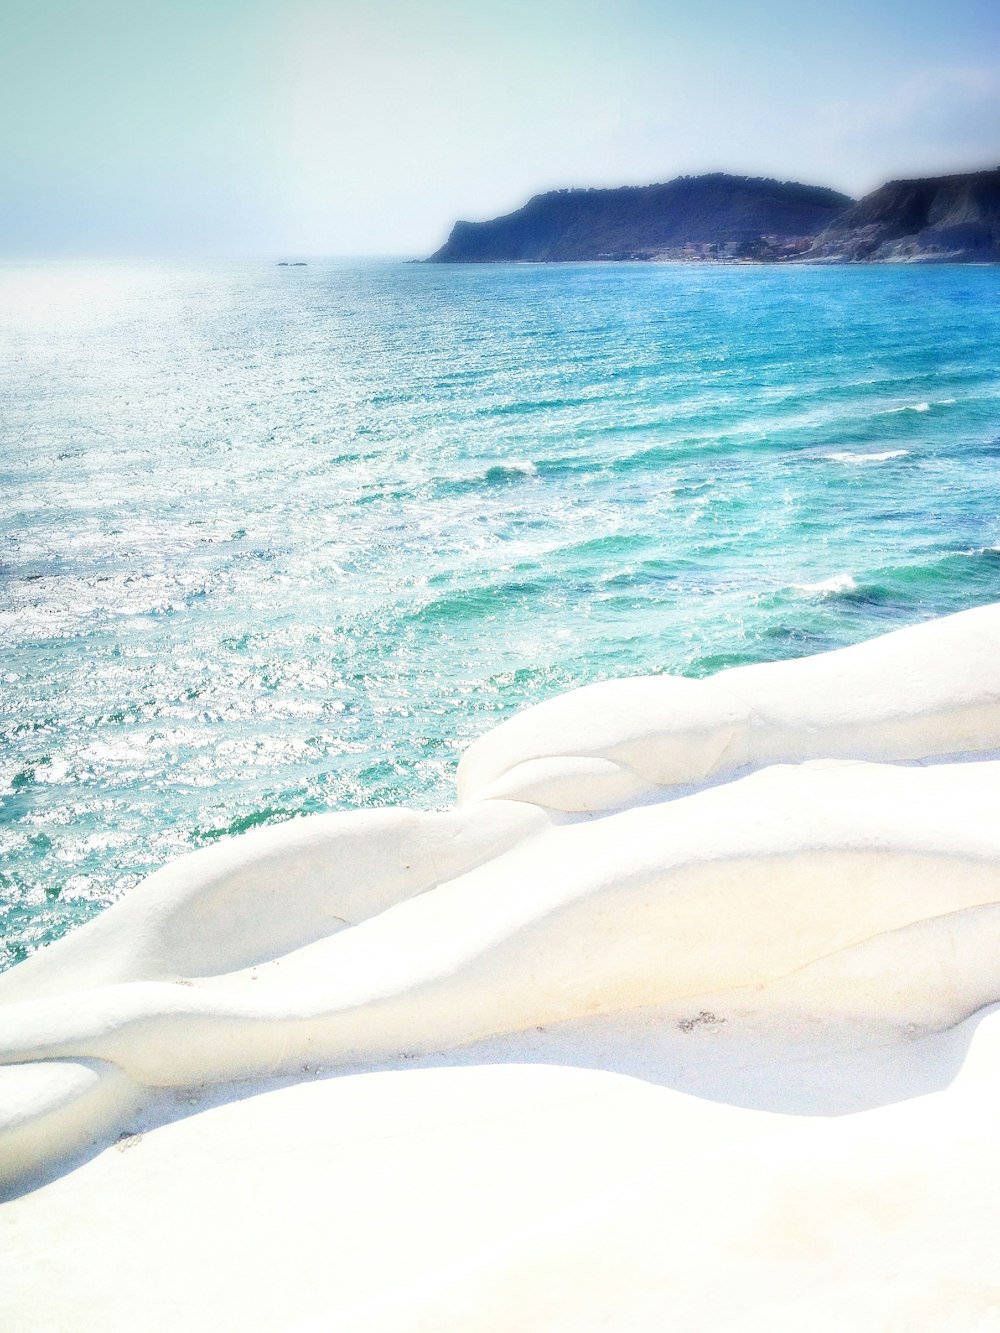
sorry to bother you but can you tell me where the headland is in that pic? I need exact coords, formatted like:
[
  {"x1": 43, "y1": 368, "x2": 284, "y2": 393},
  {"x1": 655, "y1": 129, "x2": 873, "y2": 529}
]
[{"x1": 427, "y1": 168, "x2": 1000, "y2": 264}]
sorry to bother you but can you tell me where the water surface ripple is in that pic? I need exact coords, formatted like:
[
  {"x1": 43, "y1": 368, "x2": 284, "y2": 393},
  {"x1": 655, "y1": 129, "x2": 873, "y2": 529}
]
[{"x1": 2, "y1": 259, "x2": 999, "y2": 965}]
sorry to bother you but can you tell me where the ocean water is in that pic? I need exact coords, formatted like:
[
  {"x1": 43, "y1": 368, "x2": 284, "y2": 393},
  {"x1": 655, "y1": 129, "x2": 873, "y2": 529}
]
[{"x1": 2, "y1": 258, "x2": 999, "y2": 968}]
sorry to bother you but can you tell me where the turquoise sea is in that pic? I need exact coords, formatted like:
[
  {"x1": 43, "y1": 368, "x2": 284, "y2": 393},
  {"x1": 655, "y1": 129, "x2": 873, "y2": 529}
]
[{"x1": 2, "y1": 258, "x2": 999, "y2": 968}]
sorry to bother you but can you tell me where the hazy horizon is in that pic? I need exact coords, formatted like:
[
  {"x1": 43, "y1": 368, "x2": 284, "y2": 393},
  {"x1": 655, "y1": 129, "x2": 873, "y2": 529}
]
[{"x1": 3, "y1": 0, "x2": 998, "y2": 259}]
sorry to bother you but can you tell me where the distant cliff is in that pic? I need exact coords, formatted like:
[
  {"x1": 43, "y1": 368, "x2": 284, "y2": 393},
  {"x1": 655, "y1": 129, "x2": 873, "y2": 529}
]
[
  {"x1": 426, "y1": 174, "x2": 853, "y2": 263},
  {"x1": 804, "y1": 169, "x2": 1000, "y2": 263}
]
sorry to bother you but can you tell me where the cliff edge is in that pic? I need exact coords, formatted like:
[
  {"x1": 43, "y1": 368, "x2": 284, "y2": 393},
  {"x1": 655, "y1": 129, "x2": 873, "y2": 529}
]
[{"x1": 804, "y1": 168, "x2": 1000, "y2": 263}]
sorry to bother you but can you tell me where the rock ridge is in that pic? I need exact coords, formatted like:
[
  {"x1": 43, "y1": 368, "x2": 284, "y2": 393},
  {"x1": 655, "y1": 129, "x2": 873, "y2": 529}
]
[
  {"x1": 427, "y1": 173, "x2": 853, "y2": 262},
  {"x1": 427, "y1": 168, "x2": 1000, "y2": 263}
]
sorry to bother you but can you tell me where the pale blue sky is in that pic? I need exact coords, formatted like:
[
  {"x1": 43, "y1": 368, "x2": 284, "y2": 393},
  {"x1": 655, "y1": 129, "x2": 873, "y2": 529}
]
[{"x1": 2, "y1": 0, "x2": 998, "y2": 256}]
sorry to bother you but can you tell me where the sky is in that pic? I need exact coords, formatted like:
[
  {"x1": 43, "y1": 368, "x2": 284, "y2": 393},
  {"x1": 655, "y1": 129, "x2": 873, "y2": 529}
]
[{"x1": 2, "y1": 0, "x2": 998, "y2": 257}]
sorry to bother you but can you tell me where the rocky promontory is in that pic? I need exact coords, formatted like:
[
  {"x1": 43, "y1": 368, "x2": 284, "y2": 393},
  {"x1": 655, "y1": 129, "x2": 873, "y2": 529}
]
[
  {"x1": 428, "y1": 168, "x2": 1000, "y2": 264},
  {"x1": 805, "y1": 169, "x2": 1000, "y2": 263},
  {"x1": 426, "y1": 173, "x2": 853, "y2": 263}
]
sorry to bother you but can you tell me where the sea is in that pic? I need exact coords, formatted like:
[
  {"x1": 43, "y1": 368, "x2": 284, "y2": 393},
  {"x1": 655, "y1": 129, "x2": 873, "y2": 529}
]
[{"x1": 2, "y1": 257, "x2": 999, "y2": 969}]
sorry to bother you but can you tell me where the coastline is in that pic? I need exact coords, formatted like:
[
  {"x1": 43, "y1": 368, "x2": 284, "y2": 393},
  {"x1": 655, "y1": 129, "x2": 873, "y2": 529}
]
[
  {"x1": 427, "y1": 169, "x2": 1000, "y2": 266},
  {"x1": 4, "y1": 604, "x2": 1000, "y2": 1329},
  {"x1": 3, "y1": 257, "x2": 996, "y2": 971},
  {"x1": 420, "y1": 254, "x2": 1000, "y2": 265}
]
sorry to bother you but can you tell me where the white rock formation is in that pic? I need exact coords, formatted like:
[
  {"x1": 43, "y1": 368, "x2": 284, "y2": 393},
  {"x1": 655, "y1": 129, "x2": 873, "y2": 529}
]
[
  {"x1": 3, "y1": 602, "x2": 1000, "y2": 1330},
  {"x1": 458, "y1": 599, "x2": 1000, "y2": 808}
]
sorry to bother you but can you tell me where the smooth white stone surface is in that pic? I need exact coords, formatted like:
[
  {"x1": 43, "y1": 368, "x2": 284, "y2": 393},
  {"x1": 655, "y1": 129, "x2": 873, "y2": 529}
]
[
  {"x1": 458, "y1": 601, "x2": 1000, "y2": 809},
  {"x1": 3, "y1": 603, "x2": 1000, "y2": 1329}
]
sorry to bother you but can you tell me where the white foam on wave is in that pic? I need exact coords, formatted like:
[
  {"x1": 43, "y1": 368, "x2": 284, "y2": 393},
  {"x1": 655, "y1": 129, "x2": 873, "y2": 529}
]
[
  {"x1": 824, "y1": 449, "x2": 910, "y2": 464},
  {"x1": 487, "y1": 458, "x2": 538, "y2": 478},
  {"x1": 791, "y1": 572, "x2": 857, "y2": 596}
]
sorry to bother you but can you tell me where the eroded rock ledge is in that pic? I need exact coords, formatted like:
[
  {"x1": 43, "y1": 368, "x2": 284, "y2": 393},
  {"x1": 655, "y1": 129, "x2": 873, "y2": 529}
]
[{"x1": 3, "y1": 604, "x2": 1000, "y2": 1331}]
